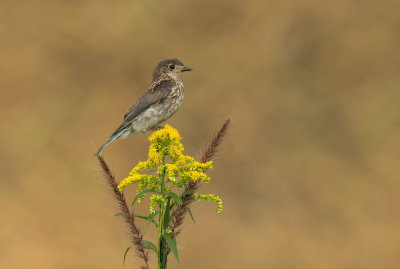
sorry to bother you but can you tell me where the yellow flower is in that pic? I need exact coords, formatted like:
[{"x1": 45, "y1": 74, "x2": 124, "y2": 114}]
[
  {"x1": 118, "y1": 125, "x2": 220, "y2": 215},
  {"x1": 118, "y1": 174, "x2": 159, "y2": 192},
  {"x1": 149, "y1": 195, "x2": 165, "y2": 214},
  {"x1": 118, "y1": 125, "x2": 214, "y2": 191},
  {"x1": 164, "y1": 163, "x2": 179, "y2": 182},
  {"x1": 118, "y1": 174, "x2": 145, "y2": 191},
  {"x1": 148, "y1": 124, "x2": 184, "y2": 162},
  {"x1": 194, "y1": 193, "x2": 223, "y2": 213},
  {"x1": 129, "y1": 161, "x2": 151, "y2": 174},
  {"x1": 181, "y1": 171, "x2": 211, "y2": 183}
]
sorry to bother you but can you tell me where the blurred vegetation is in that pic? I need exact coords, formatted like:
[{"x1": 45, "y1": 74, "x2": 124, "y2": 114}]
[{"x1": 1, "y1": 0, "x2": 399, "y2": 268}]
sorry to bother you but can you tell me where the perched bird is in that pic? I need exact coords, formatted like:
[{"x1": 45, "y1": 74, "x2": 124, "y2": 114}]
[{"x1": 95, "y1": 59, "x2": 192, "y2": 155}]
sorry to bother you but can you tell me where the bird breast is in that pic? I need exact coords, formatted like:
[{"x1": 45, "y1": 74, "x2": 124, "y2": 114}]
[{"x1": 164, "y1": 81, "x2": 184, "y2": 119}]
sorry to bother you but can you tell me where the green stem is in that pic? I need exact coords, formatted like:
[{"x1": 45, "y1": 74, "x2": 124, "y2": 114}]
[
  {"x1": 161, "y1": 198, "x2": 171, "y2": 269},
  {"x1": 158, "y1": 165, "x2": 166, "y2": 269},
  {"x1": 158, "y1": 204, "x2": 164, "y2": 269}
]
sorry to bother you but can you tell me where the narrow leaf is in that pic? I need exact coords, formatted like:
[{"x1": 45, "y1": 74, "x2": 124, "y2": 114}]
[
  {"x1": 187, "y1": 208, "x2": 196, "y2": 224},
  {"x1": 122, "y1": 246, "x2": 132, "y2": 266},
  {"x1": 132, "y1": 214, "x2": 151, "y2": 220},
  {"x1": 132, "y1": 214, "x2": 158, "y2": 228},
  {"x1": 143, "y1": 240, "x2": 158, "y2": 253},
  {"x1": 166, "y1": 192, "x2": 182, "y2": 205},
  {"x1": 163, "y1": 198, "x2": 172, "y2": 229},
  {"x1": 115, "y1": 212, "x2": 158, "y2": 228},
  {"x1": 131, "y1": 189, "x2": 160, "y2": 206},
  {"x1": 143, "y1": 220, "x2": 152, "y2": 236},
  {"x1": 148, "y1": 211, "x2": 158, "y2": 220},
  {"x1": 163, "y1": 234, "x2": 179, "y2": 263},
  {"x1": 143, "y1": 211, "x2": 159, "y2": 235}
]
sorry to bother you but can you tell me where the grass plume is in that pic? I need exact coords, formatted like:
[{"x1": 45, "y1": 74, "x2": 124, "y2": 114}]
[
  {"x1": 169, "y1": 119, "x2": 231, "y2": 237},
  {"x1": 97, "y1": 155, "x2": 150, "y2": 269}
]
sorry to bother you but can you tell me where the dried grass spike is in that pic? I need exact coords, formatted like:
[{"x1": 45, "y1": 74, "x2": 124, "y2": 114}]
[
  {"x1": 97, "y1": 155, "x2": 150, "y2": 269},
  {"x1": 170, "y1": 118, "x2": 231, "y2": 236}
]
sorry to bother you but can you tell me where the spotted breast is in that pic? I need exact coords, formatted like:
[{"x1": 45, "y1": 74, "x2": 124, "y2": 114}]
[{"x1": 127, "y1": 80, "x2": 184, "y2": 134}]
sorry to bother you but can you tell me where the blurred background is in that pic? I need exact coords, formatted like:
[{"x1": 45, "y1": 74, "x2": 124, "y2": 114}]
[{"x1": 1, "y1": 0, "x2": 400, "y2": 268}]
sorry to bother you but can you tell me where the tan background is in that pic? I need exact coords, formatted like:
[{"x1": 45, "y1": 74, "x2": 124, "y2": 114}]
[{"x1": 1, "y1": 0, "x2": 400, "y2": 268}]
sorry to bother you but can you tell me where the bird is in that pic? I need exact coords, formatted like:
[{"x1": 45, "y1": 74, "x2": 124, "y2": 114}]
[{"x1": 95, "y1": 59, "x2": 192, "y2": 155}]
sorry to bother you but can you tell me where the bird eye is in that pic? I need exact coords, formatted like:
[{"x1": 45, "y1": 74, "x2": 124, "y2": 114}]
[{"x1": 168, "y1": 64, "x2": 175, "y2": 70}]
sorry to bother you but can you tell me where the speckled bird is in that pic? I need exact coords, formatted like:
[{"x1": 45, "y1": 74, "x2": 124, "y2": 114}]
[{"x1": 95, "y1": 59, "x2": 192, "y2": 155}]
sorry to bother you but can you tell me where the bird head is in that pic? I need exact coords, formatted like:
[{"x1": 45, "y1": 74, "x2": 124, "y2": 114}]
[{"x1": 153, "y1": 59, "x2": 192, "y2": 80}]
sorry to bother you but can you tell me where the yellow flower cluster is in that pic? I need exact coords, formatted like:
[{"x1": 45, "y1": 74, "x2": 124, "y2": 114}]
[
  {"x1": 194, "y1": 194, "x2": 223, "y2": 213},
  {"x1": 148, "y1": 124, "x2": 184, "y2": 165},
  {"x1": 163, "y1": 158, "x2": 213, "y2": 187},
  {"x1": 118, "y1": 174, "x2": 159, "y2": 192},
  {"x1": 117, "y1": 124, "x2": 223, "y2": 214},
  {"x1": 149, "y1": 195, "x2": 165, "y2": 214},
  {"x1": 117, "y1": 125, "x2": 213, "y2": 191}
]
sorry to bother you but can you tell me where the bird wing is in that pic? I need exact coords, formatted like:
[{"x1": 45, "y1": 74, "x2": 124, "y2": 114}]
[
  {"x1": 123, "y1": 78, "x2": 175, "y2": 121},
  {"x1": 112, "y1": 78, "x2": 175, "y2": 134}
]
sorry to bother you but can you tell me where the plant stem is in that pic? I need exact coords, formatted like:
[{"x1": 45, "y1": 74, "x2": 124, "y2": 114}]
[
  {"x1": 161, "y1": 198, "x2": 171, "y2": 269},
  {"x1": 158, "y1": 166, "x2": 166, "y2": 269},
  {"x1": 158, "y1": 205, "x2": 164, "y2": 269}
]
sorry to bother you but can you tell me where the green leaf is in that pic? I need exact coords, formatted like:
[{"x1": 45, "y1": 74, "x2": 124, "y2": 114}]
[
  {"x1": 163, "y1": 198, "x2": 172, "y2": 229},
  {"x1": 115, "y1": 212, "x2": 159, "y2": 236},
  {"x1": 187, "y1": 208, "x2": 196, "y2": 224},
  {"x1": 133, "y1": 214, "x2": 158, "y2": 229},
  {"x1": 180, "y1": 189, "x2": 195, "y2": 198},
  {"x1": 123, "y1": 246, "x2": 132, "y2": 266},
  {"x1": 143, "y1": 220, "x2": 151, "y2": 236},
  {"x1": 150, "y1": 211, "x2": 158, "y2": 218},
  {"x1": 131, "y1": 189, "x2": 160, "y2": 206},
  {"x1": 142, "y1": 212, "x2": 159, "y2": 236},
  {"x1": 163, "y1": 234, "x2": 179, "y2": 263},
  {"x1": 115, "y1": 211, "x2": 157, "y2": 219},
  {"x1": 143, "y1": 240, "x2": 157, "y2": 253},
  {"x1": 166, "y1": 192, "x2": 182, "y2": 205},
  {"x1": 132, "y1": 214, "x2": 151, "y2": 220}
]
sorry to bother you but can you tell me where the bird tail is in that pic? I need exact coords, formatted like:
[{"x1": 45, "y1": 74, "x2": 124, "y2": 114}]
[{"x1": 94, "y1": 128, "x2": 126, "y2": 156}]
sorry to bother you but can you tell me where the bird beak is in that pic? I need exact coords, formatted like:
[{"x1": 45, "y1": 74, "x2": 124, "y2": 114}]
[{"x1": 181, "y1": 66, "x2": 193, "y2": 72}]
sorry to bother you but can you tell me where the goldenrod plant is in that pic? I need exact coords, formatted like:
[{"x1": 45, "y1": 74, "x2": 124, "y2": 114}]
[{"x1": 97, "y1": 119, "x2": 230, "y2": 269}]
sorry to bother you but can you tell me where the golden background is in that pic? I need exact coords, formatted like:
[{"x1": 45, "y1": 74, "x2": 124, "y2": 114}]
[{"x1": 1, "y1": 0, "x2": 400, "y2": 268}]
